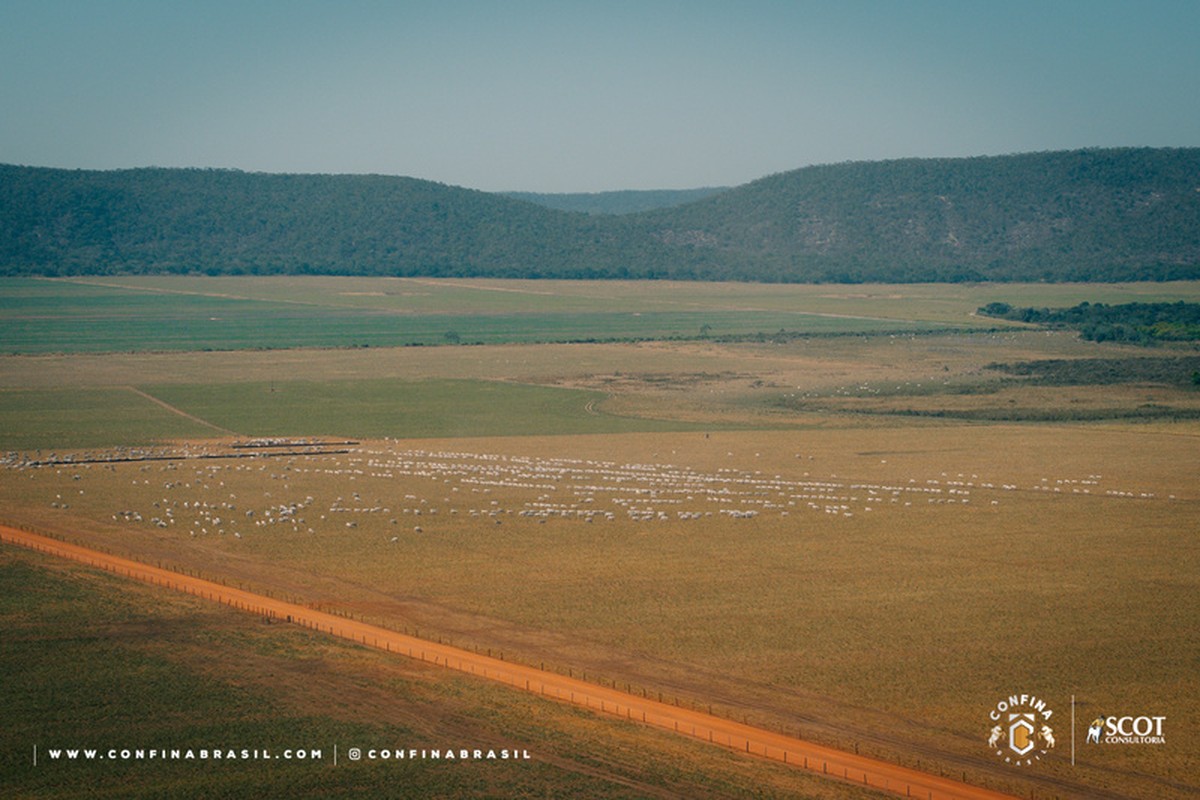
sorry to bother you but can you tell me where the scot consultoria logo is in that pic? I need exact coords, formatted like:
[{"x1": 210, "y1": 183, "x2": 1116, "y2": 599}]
[
  {"x1": 1086, "y1": 713, "x2": 1166, "y2": 745},
  {"x1": 986, "y1": 694, "x2": 1056, "y2": 765}
]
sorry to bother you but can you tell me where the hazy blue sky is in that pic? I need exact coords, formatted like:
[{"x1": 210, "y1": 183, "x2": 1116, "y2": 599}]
[{"x1": 2, "y1": 1, "x2": 1197, "y2": 191}]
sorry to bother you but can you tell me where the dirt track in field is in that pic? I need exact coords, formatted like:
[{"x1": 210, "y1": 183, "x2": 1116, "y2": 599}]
[
  {"x1": 125, "y1": 386, "x2": 240, "y2": 435},
  {"x1": 1, "y1": 524, "x2": 1021, "y2": 800}
]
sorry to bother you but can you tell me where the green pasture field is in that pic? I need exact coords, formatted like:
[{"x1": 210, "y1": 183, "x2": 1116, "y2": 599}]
[
  {"x1": 0, "y1": 378, "x2": 709, "y2": 450},
  {"x1": 42, "y1": 275, "x2": 1200, "y2": 321},
  {"x1": 143, "y1": 378, "x2": 706, "y2": 440},
  {"x1": 5, "y1": 276, "x2": 1200, "y2": 355},
  {"x1": 0, "y1": 277, "x2": 961, "y2": 354},
  {"x1": 0, "y1": 545, "x2": 866, "y2": 800},
  {"x1": 0, "y1": 387, "x2": 219, "y2": 450},
  {"x1": 1, "y1": 328, "x2": 1196, "y2": 450}
]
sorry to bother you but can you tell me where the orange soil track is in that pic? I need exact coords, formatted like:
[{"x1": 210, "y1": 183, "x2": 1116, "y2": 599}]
[{"x1": 1, "y1": 523, "x2": 1017, "y2": 800}]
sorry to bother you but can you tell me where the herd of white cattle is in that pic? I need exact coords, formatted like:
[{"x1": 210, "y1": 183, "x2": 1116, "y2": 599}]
[{"x1": 7, "y1": 442, "x2": 1174, "y2": 543}]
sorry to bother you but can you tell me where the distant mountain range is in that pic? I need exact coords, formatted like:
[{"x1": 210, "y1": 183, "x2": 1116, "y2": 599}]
[
  {"x1": 504, "y1": 187, "x2": 729, "y2": 215},
  {"x1": 3, "y1": 148, "x2": 1198, "y2": 282}
]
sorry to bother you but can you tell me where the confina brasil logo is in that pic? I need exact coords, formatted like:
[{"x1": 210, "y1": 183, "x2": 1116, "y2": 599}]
[{"x1": 987, "y1": 694, "x2": 1056, "y2": 766}]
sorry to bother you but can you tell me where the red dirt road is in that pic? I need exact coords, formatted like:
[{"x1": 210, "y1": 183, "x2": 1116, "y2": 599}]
[{"x1": 1, "y1": 523, "x2": 1018, "y2": 800}]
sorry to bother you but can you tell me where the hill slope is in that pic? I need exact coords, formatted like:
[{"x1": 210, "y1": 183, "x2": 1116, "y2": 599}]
[
  {"x1": 0, "y1": 167, "x2": 622, "y2": 277},
  {"x1": 3, "y1": 148, "x2": 1198, "y2": 282},
  {"x1": 638, "y1": 148, "x2": 1200, "y2": 282}
]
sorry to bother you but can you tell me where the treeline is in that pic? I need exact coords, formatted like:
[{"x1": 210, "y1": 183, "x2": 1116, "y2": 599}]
[
  {"x1": 3, "y1": 148, "x2": 1199, "y2": 282},
  {"x1": 978, "y1": 301, "x2": 1200, "y2": 343},
  {"x1": 989, "y1": 356, "x2": 1200, "y2": 387}
]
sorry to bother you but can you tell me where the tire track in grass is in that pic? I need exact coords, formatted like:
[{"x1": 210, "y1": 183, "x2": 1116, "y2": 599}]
[
  {"x1": 0, "y1": 524, "x2": 1019, "y2": 800},
  {"x1": 125, "y1": 386, "x2": 239, "y2": 436}
]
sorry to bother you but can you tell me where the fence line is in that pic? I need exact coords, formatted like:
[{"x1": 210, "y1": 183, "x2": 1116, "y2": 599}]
[{"x1": 0, "y1": 522, "x2": 1017, "y2": 800}]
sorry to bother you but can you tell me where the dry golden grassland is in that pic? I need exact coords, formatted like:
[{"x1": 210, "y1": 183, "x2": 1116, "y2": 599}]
[
  {"x1": 2, "y1": 278, "x2": 1198, "y2": 799},
  {"x1": 3, "y1": 422, "x2": 1196, "y2": 799},
  {"x1": 2, "y1": 545, "x2": 880, "y2": 800}
]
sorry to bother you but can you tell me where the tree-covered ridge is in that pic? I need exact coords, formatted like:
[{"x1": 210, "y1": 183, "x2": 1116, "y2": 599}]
[
  {"x1": 3, "y1": 148, "x2": 1199, "y2": 282},
  {"x1": 978, "y1": 301, "x2": 1200, "y2": 343},
  {"x1": 0, "y1": 167, "x2": 623, "y2": 277},
  {"x1": 640, "y1": 148, "x2": 1200, "y2": 282}
]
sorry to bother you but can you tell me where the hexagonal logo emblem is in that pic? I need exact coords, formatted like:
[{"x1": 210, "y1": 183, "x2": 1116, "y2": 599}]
[
  {"x1": 987, "y1": 694, "x2": 1056, "y2": 766},
  {"x1": 1008, "y1": 714, "x2": 1036, "y2": 755}
]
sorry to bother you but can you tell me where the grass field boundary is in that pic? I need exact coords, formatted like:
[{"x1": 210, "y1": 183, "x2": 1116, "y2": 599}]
[{"x1": 0, "y1": 522, "x2": 1021, "y2": 800}]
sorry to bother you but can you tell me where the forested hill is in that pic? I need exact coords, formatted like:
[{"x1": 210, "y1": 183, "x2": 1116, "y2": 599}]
[
  {"x1": 3, "y1": 148, "x2": 1199, "y2": 282},
  {"x1": 0, "y1": 167, "x2": 622, "y2": 278},
  {"x1": 643, "y1": 148, "x2": 1200, "y2": 282}
]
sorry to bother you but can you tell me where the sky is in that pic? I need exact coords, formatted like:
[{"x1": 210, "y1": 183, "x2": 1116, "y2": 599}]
[{"x1": 2, "y1": 0, "x2": 1198, "y2": 192}]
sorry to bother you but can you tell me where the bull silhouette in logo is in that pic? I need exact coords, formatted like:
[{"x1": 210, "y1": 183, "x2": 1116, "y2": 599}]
[
  {"x1": 1041, "y1": 724, "x2": 1056, "y2": 748},
  {"x1": 987, "y1": 725, "x2": 1003, "y2": 749}
]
